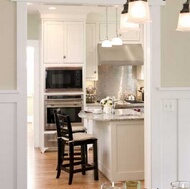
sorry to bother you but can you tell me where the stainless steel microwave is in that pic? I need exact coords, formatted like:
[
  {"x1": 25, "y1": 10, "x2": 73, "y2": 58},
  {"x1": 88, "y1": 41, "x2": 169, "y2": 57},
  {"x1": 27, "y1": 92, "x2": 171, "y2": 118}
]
[{"x1": 45, "y1": 67, "x2": 83, "y2": 92}]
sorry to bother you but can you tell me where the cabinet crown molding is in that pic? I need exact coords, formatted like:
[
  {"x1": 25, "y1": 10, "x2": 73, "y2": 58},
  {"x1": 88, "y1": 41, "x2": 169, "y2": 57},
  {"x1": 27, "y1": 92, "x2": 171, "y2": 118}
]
[{"x1": 40, "y1": 13, "x2": 87, "y2": 20}]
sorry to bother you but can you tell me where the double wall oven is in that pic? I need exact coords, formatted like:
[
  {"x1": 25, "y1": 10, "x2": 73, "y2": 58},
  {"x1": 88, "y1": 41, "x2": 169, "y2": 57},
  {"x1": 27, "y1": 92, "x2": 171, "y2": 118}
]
[{"x1": 44, "y1": 66, "x2": 84, "y2": 149}]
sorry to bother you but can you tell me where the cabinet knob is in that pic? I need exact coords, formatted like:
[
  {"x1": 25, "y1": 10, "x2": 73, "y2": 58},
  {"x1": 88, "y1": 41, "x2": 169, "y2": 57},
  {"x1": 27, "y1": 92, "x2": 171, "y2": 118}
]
[
  {"x1": 63, "y1": 56, "x2": 66, "y2": 59},
  {"x1": 94, "y1": 71, "x2": 96, "y2": 74}
]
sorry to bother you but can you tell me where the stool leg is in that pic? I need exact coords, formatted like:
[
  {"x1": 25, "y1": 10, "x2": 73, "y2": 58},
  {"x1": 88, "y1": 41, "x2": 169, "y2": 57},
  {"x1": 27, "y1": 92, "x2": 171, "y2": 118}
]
[
  {"x1": 85, "y1": 144, "x2": 88, "y2": 164},
  {"x1": 69, "y1": 143, "x2": 74, "y2": 185},
  {"x1": 93, "y1": 140, "x2": 99, "y2": 180},
  {"x1": 56, "y1": 140, "x2": 64, "y2": 179},
  {"x1": 81, "y1": 144, "x2": 86, "y2": 175}
]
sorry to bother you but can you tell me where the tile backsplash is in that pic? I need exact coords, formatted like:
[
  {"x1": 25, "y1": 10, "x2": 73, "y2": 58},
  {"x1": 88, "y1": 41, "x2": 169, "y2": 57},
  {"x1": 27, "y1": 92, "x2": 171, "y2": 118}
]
[{"x1": 96, "y1": 65, "x2": 138, "y2": 101}]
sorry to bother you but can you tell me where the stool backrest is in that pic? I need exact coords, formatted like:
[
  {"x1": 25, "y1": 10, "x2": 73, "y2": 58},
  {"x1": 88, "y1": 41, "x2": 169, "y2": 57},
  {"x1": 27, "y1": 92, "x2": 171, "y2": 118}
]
[{"x1": 54, "y1": 112, "x2": 73, "y2": 141}]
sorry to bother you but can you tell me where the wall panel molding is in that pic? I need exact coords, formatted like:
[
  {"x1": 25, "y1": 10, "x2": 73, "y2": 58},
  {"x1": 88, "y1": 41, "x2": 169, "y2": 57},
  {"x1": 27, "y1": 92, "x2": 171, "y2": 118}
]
[
  {"x1": 156, "y1": 89, "x2": 190, "y2": 188},
  {"x1": 0, "y1": 101, "x2": 17, "y2": 188}
]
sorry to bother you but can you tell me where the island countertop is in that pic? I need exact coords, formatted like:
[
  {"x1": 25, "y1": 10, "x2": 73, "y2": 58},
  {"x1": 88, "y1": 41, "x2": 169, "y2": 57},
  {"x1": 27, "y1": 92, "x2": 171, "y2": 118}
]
[{"x1": 78, "y1": 109, "x2": 144, "y2": 121}]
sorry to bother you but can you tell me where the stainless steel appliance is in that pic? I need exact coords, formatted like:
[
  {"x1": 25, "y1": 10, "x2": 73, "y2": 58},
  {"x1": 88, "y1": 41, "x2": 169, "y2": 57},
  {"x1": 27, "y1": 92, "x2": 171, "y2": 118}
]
[
  {"x1": 45, "y1": 67, "x2": 83, "y2": 92},
  {"x1": 98, "y1": 44, "x2": 144, "y2": 66},
  {"x1": 138, "y1": 87, "x2": 144, "y2": 101},
  {"x1": 44, "y1": 95, "x2": 83, "y2": 130}
]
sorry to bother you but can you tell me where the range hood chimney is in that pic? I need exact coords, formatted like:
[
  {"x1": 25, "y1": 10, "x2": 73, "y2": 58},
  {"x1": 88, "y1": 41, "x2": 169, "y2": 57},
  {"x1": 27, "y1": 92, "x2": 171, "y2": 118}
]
[{"x1": 98, "y1": 44, "x2": 144, "y2": 66}]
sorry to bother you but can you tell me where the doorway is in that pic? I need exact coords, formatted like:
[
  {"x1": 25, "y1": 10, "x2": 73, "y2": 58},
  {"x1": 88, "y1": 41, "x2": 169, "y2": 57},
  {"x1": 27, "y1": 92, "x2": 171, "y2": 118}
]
[
  {"x1": 27, "y1": 41, "x2": 40, "y2": 148},
  {"x1": 26, "y1": 1, "x2": 148, "y2": 188}
]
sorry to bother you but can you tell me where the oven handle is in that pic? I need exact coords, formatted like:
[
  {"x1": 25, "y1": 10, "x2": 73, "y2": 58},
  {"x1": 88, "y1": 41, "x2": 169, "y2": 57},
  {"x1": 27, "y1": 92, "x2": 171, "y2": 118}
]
[{"x1": 46, "y1": 104, "x2": 82, "y2": 108}]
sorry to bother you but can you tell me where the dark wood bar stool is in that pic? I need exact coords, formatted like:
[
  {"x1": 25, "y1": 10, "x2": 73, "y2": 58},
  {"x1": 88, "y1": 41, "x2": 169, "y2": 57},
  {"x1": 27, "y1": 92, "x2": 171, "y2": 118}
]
[{"x1": 54, "y1": 113, "x2": 99, "y2": 185}]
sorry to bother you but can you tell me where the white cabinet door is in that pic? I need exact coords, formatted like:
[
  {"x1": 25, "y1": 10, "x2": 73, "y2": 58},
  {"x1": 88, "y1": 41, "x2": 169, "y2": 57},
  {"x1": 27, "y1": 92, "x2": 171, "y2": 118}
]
[
  {"x1": 65, "y1": 22, "x2": 84, "y2": 63},
  {"x1": 86, "y1": 23, "x2": 98, "y2": 80},
  {"x1": 137, "y1": 65, "x2": 144, "y2": 80},
  {"x1": 43, "y1": 21, "x2": 65, "y2": 63},
  {"x1": 99, "y1": 22, "x2": 141, "y2": 43},
  {"x1": 43, "y1": 21, "x2": 84, "y2": 64}
]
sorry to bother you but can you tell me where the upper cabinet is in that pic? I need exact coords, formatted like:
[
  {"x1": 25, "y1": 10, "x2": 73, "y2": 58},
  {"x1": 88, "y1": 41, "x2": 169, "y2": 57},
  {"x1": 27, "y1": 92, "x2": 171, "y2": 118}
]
[
  {"x1": 99, "y1": 23, "x2": 142, "y2": 44},
  {"x1": 43, "y1": 21, "x2": 84, "y2": 64},
  {"x1": 137, "y1": 65, "x2": 144, "y2": 80},
  {"x1": 86, "y1": 23, "x2": 98, "y2": 80}
]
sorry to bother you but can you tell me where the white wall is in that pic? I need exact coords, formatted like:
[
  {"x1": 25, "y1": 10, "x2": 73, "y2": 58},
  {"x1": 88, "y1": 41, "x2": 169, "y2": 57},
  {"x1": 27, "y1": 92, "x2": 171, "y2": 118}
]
[
  {"x1": 0, "y1": 0, "x2": 16, "y2": 89},
  {"x1": 161, "y1": 0, "x2": 190, "y2": 87},
  {"x1": 28, "y1": 13, "x2": 40, "y2": 40}
]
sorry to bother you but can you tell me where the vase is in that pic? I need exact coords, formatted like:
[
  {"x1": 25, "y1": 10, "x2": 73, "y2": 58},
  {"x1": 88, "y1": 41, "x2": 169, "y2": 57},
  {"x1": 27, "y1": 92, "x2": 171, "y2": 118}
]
[{"x1": 103, "y1": 105, "x2": 112, "y2": 114}]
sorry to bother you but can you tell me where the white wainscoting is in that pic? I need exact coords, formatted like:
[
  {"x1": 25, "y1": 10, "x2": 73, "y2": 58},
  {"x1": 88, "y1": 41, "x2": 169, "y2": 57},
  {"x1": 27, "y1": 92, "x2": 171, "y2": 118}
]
[
  {"x1": 0, "y1": 101, "x2": 17, "y2": 188},
  {"x1": 0, "y1": 91, "x2": 27, "y2": 189},
  {"x1": 154, "y1": 88, "x2": 190, "y2": 189}
]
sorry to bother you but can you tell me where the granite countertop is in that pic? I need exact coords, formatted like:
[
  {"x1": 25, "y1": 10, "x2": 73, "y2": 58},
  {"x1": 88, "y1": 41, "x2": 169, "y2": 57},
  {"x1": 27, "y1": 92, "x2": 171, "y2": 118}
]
[
  {"x1": 78, "y1": 109, "x2": 144, "y2": 121},
  {"x1": 86, "y1": 101, "x2": 144, "y2": 109},
  {"x1": 86, "y1": 102, "x2": 101, "y2": 106}
]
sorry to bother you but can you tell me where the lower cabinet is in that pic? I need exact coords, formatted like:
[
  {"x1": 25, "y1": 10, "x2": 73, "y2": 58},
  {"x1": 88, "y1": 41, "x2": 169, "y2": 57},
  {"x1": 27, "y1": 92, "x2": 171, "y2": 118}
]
[
  {"x1": 44, "y1": 132, "x2": 57, "y2": 148},
  {"x1": 93, "y1": 120, "x2": 144, "y2": 181}
]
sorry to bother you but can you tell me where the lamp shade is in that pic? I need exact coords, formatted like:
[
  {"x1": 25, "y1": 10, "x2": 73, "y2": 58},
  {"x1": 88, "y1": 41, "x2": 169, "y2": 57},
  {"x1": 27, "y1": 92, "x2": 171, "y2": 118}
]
[
  {"x1": 111, "y1": 36, "x2": 123, "y2": 45},
  {"x1": 128, "y1": 0, "x2": 151, "y2": 24},
  {"x1": 102, "y1": 39, "x2": 112, "y2": 47},
  {"x1": 176, "y1": 13, "x2": 190, "y2": 31},
  {"x1": 176, "y1": 0, "x2": 190, "y2": 31},
  {"x1": 120, "y1": 13, "x2": 140, "y2": 31}
]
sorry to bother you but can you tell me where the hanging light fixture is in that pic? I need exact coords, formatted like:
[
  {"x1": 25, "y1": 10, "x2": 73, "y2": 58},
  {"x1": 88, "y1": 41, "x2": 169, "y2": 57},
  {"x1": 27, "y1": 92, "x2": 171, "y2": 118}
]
[
  {"x1": 112, "y1": 6, "x2": 123, "y2": 45},
  {"x1": 102, "y1": 6, "x2": 112, "y2": 47},
  {"x1": 120, "y1": 0, "x2": 140, "y2": 31},
  {"x1": 176, "y1": 0, "x2": 190, "y2": 31},
  {"x1": 127, "y1": 0, "x2": 151, "y2": 24}
]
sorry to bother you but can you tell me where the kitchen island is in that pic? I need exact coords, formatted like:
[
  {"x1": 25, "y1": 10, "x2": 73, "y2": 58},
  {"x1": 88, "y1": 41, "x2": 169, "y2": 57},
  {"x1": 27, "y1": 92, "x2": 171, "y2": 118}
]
[{"x1": 78, "y1": 109, "x2": 144, "y2": 182}]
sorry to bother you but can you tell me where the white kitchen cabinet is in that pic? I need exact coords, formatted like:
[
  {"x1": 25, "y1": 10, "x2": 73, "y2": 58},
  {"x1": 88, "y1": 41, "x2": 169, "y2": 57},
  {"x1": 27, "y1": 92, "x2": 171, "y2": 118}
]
[
  {"x1": 43, "y1": 21, "x2": 84, "y2": 64},
  {"x1": 86, "y1": 23, "x2": 98, "y2": 80},
  {"x1": 137, "y1": 65, "x2": 144, "y2": 80},
  {"x1": 93, "y1": 119, "x2": 144, "y2": 181},
  {"x1": 99, "y1": 23, "x2": 141, "y2": 43}
]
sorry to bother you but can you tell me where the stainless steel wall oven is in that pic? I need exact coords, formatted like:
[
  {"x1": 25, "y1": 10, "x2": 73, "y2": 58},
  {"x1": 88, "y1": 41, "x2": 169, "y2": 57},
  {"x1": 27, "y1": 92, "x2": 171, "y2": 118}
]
[{"x1": 44, "y1": 95, "x2": 83, "y2": 131}]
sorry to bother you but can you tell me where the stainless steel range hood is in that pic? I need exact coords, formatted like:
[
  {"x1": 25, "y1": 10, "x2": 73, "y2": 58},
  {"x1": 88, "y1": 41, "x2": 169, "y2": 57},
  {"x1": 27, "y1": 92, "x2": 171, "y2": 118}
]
[{"x1": 98, "y1": 44, "x2": 144, "y2": 65}]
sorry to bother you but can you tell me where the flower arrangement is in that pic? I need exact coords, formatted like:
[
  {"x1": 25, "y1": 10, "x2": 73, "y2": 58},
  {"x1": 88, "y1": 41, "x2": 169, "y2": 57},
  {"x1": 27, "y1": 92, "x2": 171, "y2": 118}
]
[{"x1": 100, "y1": 96, "x2": 113, "y2": 106}]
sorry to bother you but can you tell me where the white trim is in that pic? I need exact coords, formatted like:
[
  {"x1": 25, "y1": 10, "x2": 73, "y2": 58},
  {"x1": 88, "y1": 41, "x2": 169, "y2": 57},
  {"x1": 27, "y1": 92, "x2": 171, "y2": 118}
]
[
  {"x1": 0, "y1": 90, "x2": 20, "y2": 94},
  {"x1": 158, "y1": 87, "x2": 190, "y2": 91},
  {"x1": 11, "y1": 0, "x2": 166, "y2": 6},
  {"x1": 27, "y1": 115, "x2": 33, "y2": 123},
  {"x1": 14, "y1": 1, "x2": 166, "y2": 189},
  {"x1": 17, "y1": 2, "x2": 27, "y2": 189},
  {"x1": 27, "y1": 40, "x2": 40, "y2": 148}
]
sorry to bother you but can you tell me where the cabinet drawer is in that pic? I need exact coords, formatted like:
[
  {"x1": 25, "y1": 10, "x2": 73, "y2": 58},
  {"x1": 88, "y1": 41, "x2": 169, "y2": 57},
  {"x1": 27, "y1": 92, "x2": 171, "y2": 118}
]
[{"x1": 44, "y1": 133, "x2": 57, "y2": 148}]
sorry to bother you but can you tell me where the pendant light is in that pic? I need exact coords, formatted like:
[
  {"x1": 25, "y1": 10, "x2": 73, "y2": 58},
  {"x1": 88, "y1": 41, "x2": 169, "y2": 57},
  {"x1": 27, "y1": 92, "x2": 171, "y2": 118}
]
[
  {"x1": 102, "y1": 7, "x2": 112, "y2": 47},
  {"x1": 120, "y1": 0, "x2": 140, "y2": 32},
  {"x1": 128, "y1": 0, "x2": 151, "y2": 24},
  {"x1": 112, "y1": 6, "x2": 123, "y2": 45},
  {"x1": 176, "y1": 0, "x2": 190, "y2": 31}
]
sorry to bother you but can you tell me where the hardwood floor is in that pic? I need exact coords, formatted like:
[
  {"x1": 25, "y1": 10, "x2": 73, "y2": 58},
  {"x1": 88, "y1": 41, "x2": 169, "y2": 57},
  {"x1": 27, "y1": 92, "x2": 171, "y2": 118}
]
[{"x1": 27, "y1": 123, "x2": 108, "y2": 189}]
